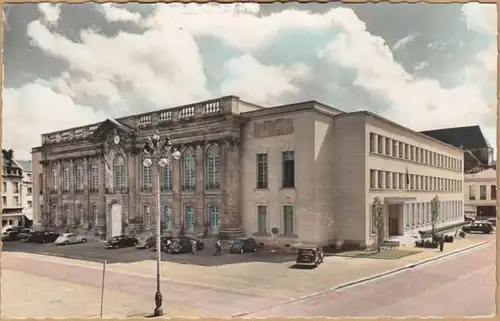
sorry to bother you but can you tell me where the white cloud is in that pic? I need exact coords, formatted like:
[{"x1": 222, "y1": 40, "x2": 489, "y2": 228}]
[
  {"x1": 462, "y1": 3, "x2": 496, "y2": 35},
  {"x1": 5, "y1": 4, "x2": 496, "y2": 158},
  {"x1": 220, "y1": 55, "x2": 310, "y2": 105},
  {"x1": 3, "y1": 83, "x2": 106, "y2": 160},
  {"x1": 38, "y1": 3, "x2": 61, "y2": 27},
  {"x1": 100, "y1": 4, "x2": 142, "y2": 23},
  {"x1": 318, "y1": 6, "x2": 496, "y2": 140},
  {"x1": 393, "y1": 33, "x2": 419, "y2": 51}
]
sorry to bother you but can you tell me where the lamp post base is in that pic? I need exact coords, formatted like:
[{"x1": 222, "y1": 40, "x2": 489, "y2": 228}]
[{"x1": 153, "y1": 307, "x2": 163, "y2": 317}]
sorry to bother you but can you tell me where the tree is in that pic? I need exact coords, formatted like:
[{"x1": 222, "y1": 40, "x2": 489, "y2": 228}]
[
  {"x1": 372, "y1": 197, "x2": 385, "y2": 253},
  {"x1": 430, "y1": 195, "x2": 440, "y2": 238}
]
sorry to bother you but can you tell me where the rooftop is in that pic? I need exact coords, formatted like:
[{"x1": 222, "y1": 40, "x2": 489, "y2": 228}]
[
  {"x1": 420, "y1": 125, "x2": 491, "y2": 149},
  {"x1": 16, "y1": 160, "x2": 32, "y2": 172}
]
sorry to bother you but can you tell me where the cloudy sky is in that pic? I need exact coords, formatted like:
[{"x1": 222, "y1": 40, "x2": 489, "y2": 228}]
[{"x1": 3, "y1": 3, "x2": 496, "y2": 160}]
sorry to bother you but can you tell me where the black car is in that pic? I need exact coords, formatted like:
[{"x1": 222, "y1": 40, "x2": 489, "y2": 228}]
[
  {"x1": 166, "y1": 237, "x2": 204, "y2": 254},
  {"x1": 487, "y1": 218, "x2": 497, "y2": 227},
  {"x1": 31, "y1": 231, "x2": 60, "y2": 243},
  {"x1": 21, "y1": 231, "x2": 40, "y2": 242},
  {"x1": 152, "y1": 236, "x2": 174, "y2": 251},
  {"x1": 296, "y1": 247, "x2": 324, "y2": 268},
  {"x1": 1, "y1": 231, "x2": 23, "y2": 242},
  {"x1": 229, "y1": 238, "x2": 259, "y2": 254},
  {"x1": 462, "y1": 222, "x2": 494, "y2": 234},
  {"x1": 105, "y1": 235, "x2": 139, "y2": 249}
]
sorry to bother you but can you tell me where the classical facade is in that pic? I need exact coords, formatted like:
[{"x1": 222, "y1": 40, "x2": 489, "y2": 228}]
[
  {"x1": 32, "y1": 96, "x2": 466, "y2": 247},
  {"x1": 2, "y1": 150, "x2": 24, "y2": 228},
  {"x1": 464, "y1": 168, "x2": 496, "y2": 218}
]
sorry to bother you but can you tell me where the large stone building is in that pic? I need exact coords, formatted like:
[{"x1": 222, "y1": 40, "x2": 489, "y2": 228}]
[
  {"x1": 17, "y1": 160, "x2": 34, "y2": 226},
  {"x1": 32, "y1": 96, "x2": 465, "y2": 247}
]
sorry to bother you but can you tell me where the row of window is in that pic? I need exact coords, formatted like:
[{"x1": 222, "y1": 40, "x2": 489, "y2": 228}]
[
  {"x1": 2, "y1": 196, "x2": 21, "y2": 207},
  {"x1": 48, "y1": 146, "x2": 222, "y2": 194},
  {"x1": 405, "y1": 200, "x2": 463, "y2": 230},
  {"x1": 2, "y1": 181, "x2": 21, "y2": 194},
  {"x1": 468, "y1": 185, "x2": 497, "y2": 201},
  {"x1": 48, "y1": 203, "x2": 99, "y2": 227},
  {"x1": 255, "y1": 205, "x2": 295, "y2": 236},
  {"x1": 142, "y1": 204, "x2": 221, "y2": 233},
  {"x1": 256, "y1": 151, "x2": 295, "y2": 189},
  {"x1": 370, "y1": 169, "x2": 462, "y2": 192},
  {"x1": 369, "y1": 133, "x2": 462, "y2": 171}
]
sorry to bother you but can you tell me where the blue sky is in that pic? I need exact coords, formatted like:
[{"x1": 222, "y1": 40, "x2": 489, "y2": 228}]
[{"x1": 3, "y1": 3, "x2": 496, "y2": 159}]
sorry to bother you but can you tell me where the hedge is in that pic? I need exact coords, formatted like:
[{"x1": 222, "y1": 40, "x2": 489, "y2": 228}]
[{"x1": 418, "y1": 221, "x2": 467, "y2": 239}]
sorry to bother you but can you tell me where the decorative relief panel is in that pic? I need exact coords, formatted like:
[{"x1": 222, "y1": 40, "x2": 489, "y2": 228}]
[{"x1": 254, "y1": 118, "x2": 293, "y2": 138}]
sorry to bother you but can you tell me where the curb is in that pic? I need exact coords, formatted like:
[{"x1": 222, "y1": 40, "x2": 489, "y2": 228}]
[{"x1": 231, "y1": 240, "x2": 490, "y2": 318}]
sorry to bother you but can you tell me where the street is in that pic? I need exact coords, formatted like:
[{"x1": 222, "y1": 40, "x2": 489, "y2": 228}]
[
  {"x1": 245, "y1": 233, "x2": 496, "y2": 317},
  {"x1": 1, "y1": 233, "x2": 495, "y2": 317}
]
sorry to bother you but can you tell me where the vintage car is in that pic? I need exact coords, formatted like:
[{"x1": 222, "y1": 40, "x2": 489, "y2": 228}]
[
  {"x1": 166, "y1": 237, "x2": 204, "y2": 254},
  {"x1": 135, "y1": 236, "x2": 156, "y2": 249},
  {"x1": 54, "y1": 233, "x2": 87, "y2": 245},
  {"x1": 295, "y1": 247, "x2": 324, "y2": 268},
  {"x1": 462, "y1": 222, "x2": 494, "y2": 234},
  {"x1": 487, "y1": 218, "x2": 497, "y2": 227},
  {"x1": 105, "y1": 235, "x2": 139, "y2": 249},
  {"x1": 229, "y1": 238, "x2": 259, "y2": 254}
]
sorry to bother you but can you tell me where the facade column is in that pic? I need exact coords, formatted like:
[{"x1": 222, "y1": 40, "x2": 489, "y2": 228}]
[
  {"x1": 127, "y1": 152, "x2": 138, "y2": 222},
  {"x1": 386, "y1": 138, "x2": 392, "y2": 156},
  {"x1": 82, "y1": 158, "x2": 89, "y2": 226},
  {"x1": 171, "y1": 149, "x2": 181, "y2": 234},
  {"x1": 380, "y1": 136, "x2": 386, "y2": 155},
  {"x1": 371, "y1": 134, "x2": 378, "y2": 152},
  {"x1": 56, "y1": 160, "x2": 63, "y2": 228},
  {"x1": 220, "y1": 139, "x2": 242, "y2": 239},
  {"x1": 97, "y1": 156, "x2": 107, "y2": 237},
  {"x1": 194, "y1": 144, "x2": 204, "y2": 233},
  {"x1": 151, "y1": 161, "x2": 159, "y2": 230},
  {"x1": 68, "y1": 160, "x2": 75, "y2": 226}
]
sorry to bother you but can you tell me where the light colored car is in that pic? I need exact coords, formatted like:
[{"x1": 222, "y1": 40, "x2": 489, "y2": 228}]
[{"x1": 54, "y1": 233, "x2": 87, "y2": 245}]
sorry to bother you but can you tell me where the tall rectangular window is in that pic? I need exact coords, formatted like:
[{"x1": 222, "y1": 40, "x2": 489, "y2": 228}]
[
  {"x1": 378, "y1": 171, "x2": 384, "y2": 189},
  {"x1": 369, "y1": 133, "x2": 376, "y2": 152},
  {"x1": 491, "y1": 185, "x2": 497, "y2": 200},
  {"x1": 2, "y1": 182, "x2": 6, "y2": 193},
  {"x1": 282, "y1": 151, "x2": 295, "y2": 188},
  {"x1": 370, "y1": 170, "x2": 376, "y2": 188},
  {"x1": 257, "y1": 153, "x2": 268, "y2": 189},
  {"x1": 469, "y1": 185, "x2": 476, "y2": 200},
  {"x1": 185, "y1": 206, "x2": 194, "y2": 232},
  {"x1": 257, "y1": 205, "x2": 267, "y2": 234},
  {"x1": 283, "y1": 205, "x2": 295, "y2": 236},
  {"x1": 480, "y1": 185, "x2": 487, "y2": 200}
]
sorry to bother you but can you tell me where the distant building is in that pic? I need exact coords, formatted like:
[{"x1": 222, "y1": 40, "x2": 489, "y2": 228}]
[
  {"x1": 421, "y1": 125, "x2": 495, "y2": 173},
  {"x1": 464, "y1": 168, "x2": 496, "y2": 218},
  {"x1": 17, "y1": 160, "x2": 34, "y2": 226},
  {"x1": 32, "y1": 96, "x2": 465, "y2": 248},
  {"x1": 1, "y1": 149, "x2": 25, "y2": 227}
]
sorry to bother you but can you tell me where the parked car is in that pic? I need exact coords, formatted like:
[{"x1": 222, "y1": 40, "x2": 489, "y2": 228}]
[
  {"x1": 54, "y1": 233, "x2": 87, "y2": 245},
  {"x1": 135, "y1": 236, "x2": 155, "y2": 249},
  {"x1": 1, "y1": 231, "x2": 24, "y2": 242},
  {"x1": 21, "y1": 231, "x2": 40, "y2": 242},
  {"x1": 229, "y1": 238, "x2": 259, "y2": 254},
  {"x1": 166, "y1": 237, "x2": 204, "y2": 254},
  {"x1": 30, "y1": 231, "x2": 61, "y2": 243},
  {"x1": 295, "y1": 247, "x2": 324, "y2": 268},
  {"x1": 487, "y1": 218, "x2": 497, "y2": 227},
  {"x1": 462, "y1": 222, "x2": 493, "y2": 234},
  {"x1": 152, "y1": 236, "x2": 174, "y2": 251},
  {"x1": 105, "y1": 235, "x2": 139, "y2": 249},
  {"x1": 464, "y1": 215, "x2": 475, "y2": 223}
]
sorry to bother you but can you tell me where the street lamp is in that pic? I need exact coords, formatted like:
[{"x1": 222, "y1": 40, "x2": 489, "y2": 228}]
[{"x1": 142, "y1": 130, "x2": 181, "y2": 317}]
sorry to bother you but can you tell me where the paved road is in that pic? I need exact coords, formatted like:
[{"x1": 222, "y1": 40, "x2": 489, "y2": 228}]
[
  {"x1": 2, "y1": 253, "x2": 286, "y2": 317},
  {"x1": 245, "y1": 234, "x2": 495, "y2": 317},
  {"x1": 2, "y1": 241, "x2": 295, "y2": 266}
]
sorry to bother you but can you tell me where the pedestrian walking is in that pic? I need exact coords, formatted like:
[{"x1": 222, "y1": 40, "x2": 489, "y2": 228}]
[
  {"x1": 191, "y1": 239, "x2": 197, "y2": 255},
  {"x1": 214, "y1": 239, "x2": 222, "y2": 256},
  {"x1": 439, "y1": 235, "x2": 445, "y2": 252}
]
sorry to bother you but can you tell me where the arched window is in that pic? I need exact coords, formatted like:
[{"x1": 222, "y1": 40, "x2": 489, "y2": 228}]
[
  {"x1": 75, "y1": 161, "x2": 84, "y2": 193},
  {"x1": 161, "y1": 153, "x2": 172, "y2": 192},
  {"x1": 114, "y1": 155, "x2": 126, "y2": 188},
  {"x1": 143, "y1": 205, "x2": 152, "y2": 230},
  {"x1": 208, "y1": 204, "x2": 220, "y2": 234},
  {"x1": 89, "y1": 159, "x2": 99, "y2": 193},
  {"x1": 205, "y1": 146, "x2": 221, "y2": 190},
  {"x1": 163, "y1": 204, "x2": 172, "y2": 231},
  {"x1": 182, "y1": 150, "x2": 195, "y2": 190},
  {"x1": 51, "y1": 165, "x2": 58, "y2": 193},
  {"x1": 63, "y1": 163, "x2": 71, "y2": 192},
  {"x1": 141, "y1": 155, "x2": 152, "y2": 192},
  {"x1": 75, "y1": 203, "x2": 83, "y2": 225}
]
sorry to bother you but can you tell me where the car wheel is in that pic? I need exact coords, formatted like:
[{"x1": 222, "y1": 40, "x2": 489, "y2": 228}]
[
  {"x1": 240, "y1": 248, "x2": 244, "y2": 254},
  {"x1": 64, "y1": 241, "x2": 69, "y2": 245},
  {"x1": 81, "y1": 238, "x2": 87, "y2": 243},
  {"x1": 253, "y1": 248, "x2": 258, "y2": 252}
]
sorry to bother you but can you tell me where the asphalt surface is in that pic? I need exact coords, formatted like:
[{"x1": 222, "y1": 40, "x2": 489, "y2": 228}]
[
  {"x1": 2, "y1": 240, "x2": 296, "y2": 266},
  {"x1": 244, "y1": 233, "x2": 496, "y2": 317}
]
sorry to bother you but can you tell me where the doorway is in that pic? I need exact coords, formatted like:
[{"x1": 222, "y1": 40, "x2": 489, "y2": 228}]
[
  {"x1": 388, "y1": 204, "x2": 402, "y2": 236},
  {"x1": 110, "y1": 203, "x2": 122, "y2": 237}
]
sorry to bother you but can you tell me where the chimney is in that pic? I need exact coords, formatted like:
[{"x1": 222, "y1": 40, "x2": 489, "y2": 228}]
[{"x1": 8, "y1": 149, "x2": 13, "y2": 160}]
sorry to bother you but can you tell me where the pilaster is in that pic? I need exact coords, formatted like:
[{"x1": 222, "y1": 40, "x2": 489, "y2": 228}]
[
  {"x1": 171, "y1": 150, "x2": 182, "y2": 234},
  {"x1": 128, "y1": 152, "x2": 138, "y2": 220},
  {"x1": 194, "y1": 143, "x2": 204, "y2": 232},
  {"x1": 97, "y1": 156, "x2": 107, "y2": 236},
  {"x1": 219, "y1": 139, "x2": 242, "y2": 239},
  {"x1": 56, "y1": 160, "x2": 63, "y2": 227},
  {"x1": 83, "y1": 158, "x2": 89, "y2": 226}
]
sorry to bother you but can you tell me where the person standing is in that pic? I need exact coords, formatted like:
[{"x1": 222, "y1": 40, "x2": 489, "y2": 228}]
[
  {"x1": 439, "y1": 235, "x2": 445, "y2": 252},
  {"x1": 214, "y1": 239, "x2": 222, "y2": 256},
  {"x1": 191, "y1": 239, "x2": 197, "y2": 255}
]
